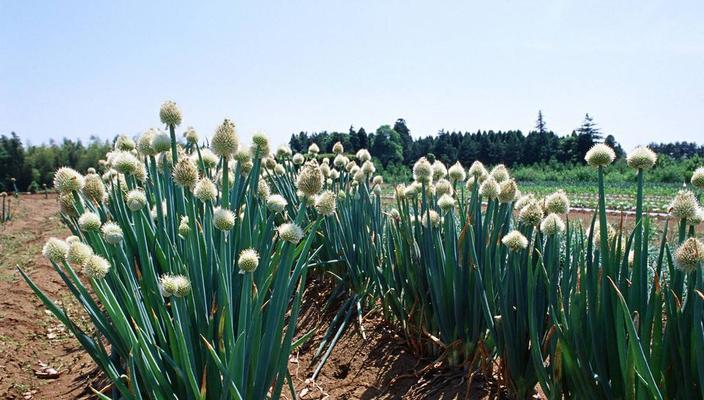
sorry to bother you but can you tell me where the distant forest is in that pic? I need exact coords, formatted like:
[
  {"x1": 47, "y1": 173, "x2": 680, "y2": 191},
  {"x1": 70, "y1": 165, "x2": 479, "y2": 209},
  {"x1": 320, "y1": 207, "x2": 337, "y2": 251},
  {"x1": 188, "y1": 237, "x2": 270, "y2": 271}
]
[
  {"x1": 1, "y1": 112, "x2": 703, "y2": 192},
  {"x1": 289, "y1": 112, "x2": 704, "y2": 168}
]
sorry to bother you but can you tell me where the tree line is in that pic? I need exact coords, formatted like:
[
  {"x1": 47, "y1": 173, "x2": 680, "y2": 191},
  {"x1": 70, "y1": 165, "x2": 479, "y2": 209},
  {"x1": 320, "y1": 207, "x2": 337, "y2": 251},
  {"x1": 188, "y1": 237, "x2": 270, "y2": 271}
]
[
  {"x1": 289, "y1": 112, "x2": 702, "y2": 170},
  {"x1": 0, "y1": 133, "x2": 111, "y2": 192}
]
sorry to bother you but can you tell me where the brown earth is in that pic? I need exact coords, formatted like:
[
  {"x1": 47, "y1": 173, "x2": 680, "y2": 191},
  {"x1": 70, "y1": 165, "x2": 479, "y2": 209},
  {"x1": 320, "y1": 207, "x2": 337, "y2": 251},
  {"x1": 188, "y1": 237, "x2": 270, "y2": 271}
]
[
  {"x1": 0, "y1": 194, "x2": 98, "y2": 400},
  {"x1": 288, "y1": 277, "x2": 500, "y2": 400}
]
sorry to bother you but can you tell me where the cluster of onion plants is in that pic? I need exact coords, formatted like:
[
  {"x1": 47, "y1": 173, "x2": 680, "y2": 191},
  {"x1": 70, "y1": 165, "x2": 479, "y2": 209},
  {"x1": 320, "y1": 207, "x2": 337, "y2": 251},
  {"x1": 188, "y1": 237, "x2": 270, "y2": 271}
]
[
  {"x1": 318, "y1": 140, "x2": 704, "y2": 399},
  {"x1": 267, "y1": 142, "x2": 386, "y2": 378},
  {"x1": 21, "y1": 101, "x2": 335, "y2": 400}
]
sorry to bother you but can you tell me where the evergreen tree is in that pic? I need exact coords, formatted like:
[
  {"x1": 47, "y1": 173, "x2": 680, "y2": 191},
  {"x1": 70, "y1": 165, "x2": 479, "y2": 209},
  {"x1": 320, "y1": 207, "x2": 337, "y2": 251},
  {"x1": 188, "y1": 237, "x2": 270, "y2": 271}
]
[
  {"x1": 348, "y1": 126, "x2": 359, "y2": 152},
  {"x1": 370, "y1": 125, "x2": 403, "y2": 166},
  {"x1": 575, "y1": 114, "x2": 602, "y2": 162},
  {"x1": 536, "y1": 110, "x2": 547, "y2": 134},
  {"x1": 604, "y1": 134, "x2": 624, "y2": 159},
  {"x1": 393, "y1": 118, "x2": 414, "y2": 164},
  {"x1": 357, "y1": 127, "x2": 369, "y2": 150}
]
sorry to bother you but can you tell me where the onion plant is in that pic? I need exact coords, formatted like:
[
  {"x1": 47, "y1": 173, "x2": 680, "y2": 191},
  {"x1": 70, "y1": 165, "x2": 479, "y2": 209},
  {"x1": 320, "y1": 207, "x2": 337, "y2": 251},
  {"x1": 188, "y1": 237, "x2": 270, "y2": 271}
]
[{"x1": 20, "y1": 101, "x2": 328, "y2": 400}]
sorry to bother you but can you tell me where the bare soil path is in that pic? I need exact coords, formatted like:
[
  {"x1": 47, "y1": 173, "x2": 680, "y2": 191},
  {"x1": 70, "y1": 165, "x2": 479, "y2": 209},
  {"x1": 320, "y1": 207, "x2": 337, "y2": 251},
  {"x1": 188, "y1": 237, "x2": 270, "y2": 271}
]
[{"x1": 0, "y1": 194, "x2": 96, "y2": 400}]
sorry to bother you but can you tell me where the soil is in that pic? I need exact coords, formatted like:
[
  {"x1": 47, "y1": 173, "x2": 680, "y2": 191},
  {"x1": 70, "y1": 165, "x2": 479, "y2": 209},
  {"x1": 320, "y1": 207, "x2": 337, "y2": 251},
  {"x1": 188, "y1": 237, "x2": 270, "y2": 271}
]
[
  {"x1": 288, "y1": 277, "x2": 498, "y2": 400},
  {"x1": 0, "y1": 194, "x2": 99, "y2": 399}
]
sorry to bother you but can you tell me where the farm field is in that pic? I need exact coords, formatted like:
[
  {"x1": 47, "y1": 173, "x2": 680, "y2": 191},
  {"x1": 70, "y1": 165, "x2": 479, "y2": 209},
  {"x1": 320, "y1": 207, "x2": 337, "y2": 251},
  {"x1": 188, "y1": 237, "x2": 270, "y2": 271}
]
[
  {"x1": 2, "y1": 140, "x2": 702, "y2": 400},
  {"x1": 1, "y1": 195, "x2": 491, "y2": 399}
]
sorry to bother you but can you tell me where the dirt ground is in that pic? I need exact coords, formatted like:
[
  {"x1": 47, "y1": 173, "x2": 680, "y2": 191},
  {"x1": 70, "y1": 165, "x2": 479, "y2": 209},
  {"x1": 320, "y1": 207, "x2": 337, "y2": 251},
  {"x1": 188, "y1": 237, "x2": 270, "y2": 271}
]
[
  {"x1": 288, "y1": 277, "x2": 499, "y2": 400},
  {"x1": 0, "y1": 194, "x2": 98, "y2": 399}
]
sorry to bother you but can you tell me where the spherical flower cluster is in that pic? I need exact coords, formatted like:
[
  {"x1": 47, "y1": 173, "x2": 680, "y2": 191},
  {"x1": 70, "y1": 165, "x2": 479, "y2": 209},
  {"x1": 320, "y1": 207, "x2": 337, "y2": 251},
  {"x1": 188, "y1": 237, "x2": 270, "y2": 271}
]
[
  {"x1": 197, "y1": 149, "x2": 218, "y2": 170},
  {"x1": 372, "y1": 175, "x2": 383, "y2": 186},
  {"x1": 54, "y1": 167, "x2": 85, "y2": 194},
  {"x1": 691, "y1": 208, "x2": 704, "y2": 225},
  {"x1": 465, "y1": 177, "x2": 476, "y2": 191},
  {"x1": 263, "y1": 157, "x2": 277, "y2": 171},
  {"x1": 626, "y1": 146, "x2": 657, "y2": 170},
  {"x1": 297, "y1": 161, "x2": 324, "y2": 197},
  {"x1": 589, "y1": 222, "x2": 616, "y2": 247},
  {"x1": 278, "y1": 223, "x2": 304, "y2": 244},
  {"x1": 151, "y1": 130, "x2": 172, "y2": 154},
  {"x1": 65, "y1": 235, "x2": 80, "y2": 244},
  {"x1": 674, "y1": 238, "x2": 704, "y2": 273},
  {"x1": 356, "y1": 149, "x2": 371, "y2": 163},
  {"x1": 211, "y1": 119, "x2": 239, "y2": 158},
  {"x1": 432, "y1": 161, "x2": 447, "y2": 181},
  {"x1": 585, "y1": 143, "x2": 616, "y2": 167},
  {"x1": 498, "y1": 179, "x2": 518, "y2": 203},
  {"x1": 138, "y1": 129, "x2": 157, "y2": 155},
  {"x1": 194, "y1": 178, "x2": 217, "y2": 203},
  {"x1": 83, "y1": 254, "x2": 111, "y2": 279},
  {"x1": 468, "y1": 161, "x2": 487, "y2": 179},
  {"x1": 437, "y1": 194, "x2": 456, "y2": 212},
  {"x1": 353, "y1": 169, "x2": 367, "y2": 184},
  {"x1": 173, "y1": 158, "x2": 198, "y2": 189},
  {"x1": 413, "y1": 158, "x2": 433, "y2": 183},
  {"x1": 67, "y1": 241, "x2": 93, "y2": 266},
  {"x1": 184, "y1": 127, "x2": 199, "y2": 144},
  {"x1": 308, "y1": 143, "x2": 320, "y2": 155},
  {"x1": 266, "y1": 194, "x2": 288, "y2": 213},
  {"x1": 435, "y1": 179, "x2": 453, "y2": 197},
  {"x1": 78, "y1": 211, "x2": 102, "y2": 232},
  {"x1": 160, "y1": 274, "x2": 191, "y2": 297},
  {"x1": 276, "y1": 145, "x2": 292, "y2": 158},
  {"x1": 126, "y1": 189, "x2": 147, "y2": 211},
  {"x1": 479, "y1": 176, "x2": 500, "y2": 199},
  {"x1": 670, "y1": 190, "x2": 699, "y2": 221},
  {"x1": 102, "y1": 222, "x2": 124, "y2": 244},
  {"x1": 238, "y1": 248, "x2": 260, "y2": 273},
  {"x1": 448, "y1": 162, "x2": 466, "y2": 182},
  {"x1": 274, "y1": 163, "x2": 286, "y2": 176},
  {"x1": 177, "y1": 216, "x2": 190, "y2": 236},
  {"x1": 213, "y1": 207, "x2": 235, "y2": 231},
  {"x1": 315, "y1": 190, "x2": 337, "y2": 216},
  {"x1": 361, "y1": 160, "x2": 376, "y2": 176},
  {"x1": 257, "y1": 179, "x2": 271, "y2": 199},
  {"x1": 59, "y1": 193, "x2": 79, "y2": 217},
  {"x1": 692, "y1": 167, "x2": 704, "y2": 189},
  {"x1": 332, "y1": 154, "x2": 345, "y2": 168},
  {"x1": 421, "y1": 210, "x2": 441, "y2": 228},
  {"x1": 292, "y1": 153, "x2": 305, "y2": 165},
  {"x1": 332, "y1": 142, "x2": 344, "y2": 154},
  {"x1": 43, "y1": 238, "x2": 69, "y2": 264},
  {"x1": 159, "y1": 100, "x2": 182, "y2": 126},
  {"x1": 540, "y1": 213, "x2": 566, "y2": 236},
  {"x1": 545, "y1": 190, "x2": 570, "y2": 214},
  {"x1": 519, "y1": 202, "x2": 544, "y2": 226},
  {"x1": 251, "y1": 131, "x2": 270, "y2": 158},
  {"x1": 489, "y1": 164, "x2": 509, "y2": 183},
  {"x1": 502, "y1": 230, "x2": 528, "y2": 252},
  {"x1": 404, "y1": 183, "x2": 419, "y2": 198},
  {"x1": 112, "y1": 151, "x2": 142, "y2": 176},
  {"x1": 114, "y1": 135, "x2": 135, "y2": 151},
  {"x1": 514, "y1": 193, "x2": 535, "y2": 211},
  {"x1": 82, "y1": 173, "x2": 106, "y2": 203}
]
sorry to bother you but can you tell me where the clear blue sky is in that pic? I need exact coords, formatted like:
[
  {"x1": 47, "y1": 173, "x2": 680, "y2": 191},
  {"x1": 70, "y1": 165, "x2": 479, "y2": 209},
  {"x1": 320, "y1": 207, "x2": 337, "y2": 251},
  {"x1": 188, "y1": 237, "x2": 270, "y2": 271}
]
[{"x1": 1, "y1": 1, "x2": 702, "y2": 150}]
